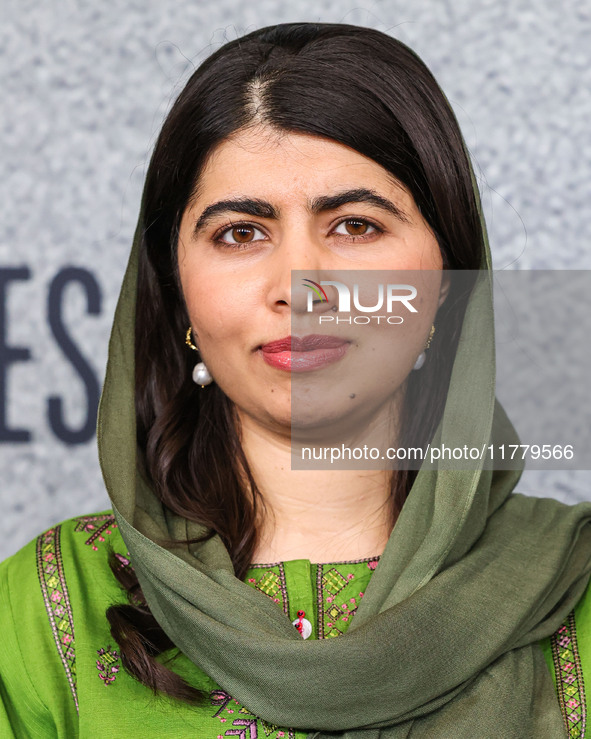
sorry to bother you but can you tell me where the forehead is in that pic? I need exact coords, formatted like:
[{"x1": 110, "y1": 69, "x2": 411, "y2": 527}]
[{"x1": 190, "y1": 125, "x2": 410, "y2": 206}]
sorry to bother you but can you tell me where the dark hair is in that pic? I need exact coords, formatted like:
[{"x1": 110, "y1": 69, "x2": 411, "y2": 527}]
[{"x1": 106, "y1": 22, "x2": 485, "y2": 703}]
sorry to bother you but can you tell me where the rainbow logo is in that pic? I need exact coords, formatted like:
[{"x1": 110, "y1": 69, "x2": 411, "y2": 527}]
[{"x1": 302, "y1": 278, "x2": 329, "y2": 302}]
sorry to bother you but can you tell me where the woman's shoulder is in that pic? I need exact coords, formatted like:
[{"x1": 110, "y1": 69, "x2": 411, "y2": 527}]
[
  {"x1": 0, "y1": 510, "x2": 127, "y2": 737},
  {"x1": 0, "y1": 509, "x2": 127, "y2": 609},
  {"x1": 539, "y1": 574, "x2": 591, "y2": 738},
  {"x1": 0, "y1": 508, "x2": 129, "y2": 669}
]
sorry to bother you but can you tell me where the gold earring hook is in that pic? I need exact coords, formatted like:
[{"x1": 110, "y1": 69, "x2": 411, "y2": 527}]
[{"x1": 185, "y1": 327, "x2": 198, "y2": 352}]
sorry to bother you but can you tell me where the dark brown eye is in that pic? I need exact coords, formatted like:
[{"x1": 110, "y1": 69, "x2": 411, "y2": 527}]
[
  {"x1": 345, "y1": 220, "x2": 368, "y2": 235},
  {"x1": 215, "y1": 224, "x2": 266, "y2": 246},
  {"x1": 334, "y1": 219, "x2": 377, "y2": 237},
  {"x1": 231, "y1": 225, "x2": 256, "y2": 242}
]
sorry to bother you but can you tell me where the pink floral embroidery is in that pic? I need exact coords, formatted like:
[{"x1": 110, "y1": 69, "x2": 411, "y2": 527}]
[
  {"x1": 73, "y1": 514, "x2": 118, "y2": 550},
  {"x1": 96, "y1": 646, "x2": 120, "y2": 685}
]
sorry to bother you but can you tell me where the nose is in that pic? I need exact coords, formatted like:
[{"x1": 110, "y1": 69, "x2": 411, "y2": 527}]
[{"x1": 265, "y1": 235, "x2": 338, "y2": 316}]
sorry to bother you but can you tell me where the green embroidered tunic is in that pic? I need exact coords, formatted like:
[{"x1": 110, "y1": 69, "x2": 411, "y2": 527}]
[{"x1": 0, "y1": 511, "x2": 588, "y2": 738}]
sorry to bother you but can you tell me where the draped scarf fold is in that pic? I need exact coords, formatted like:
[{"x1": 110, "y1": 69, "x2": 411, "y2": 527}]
[{"x1": 98, "y1": 158, "x2": 591, "y2": 739}]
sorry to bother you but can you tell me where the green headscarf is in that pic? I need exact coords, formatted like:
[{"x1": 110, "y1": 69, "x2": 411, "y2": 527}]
[{"x1": 97, "y1": 74, "x2": 591, "y2": 739}]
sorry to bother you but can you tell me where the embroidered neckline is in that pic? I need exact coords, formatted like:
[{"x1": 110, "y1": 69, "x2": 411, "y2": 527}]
[
  {"x1": 245, "y1": 557, "x2": 378, "y2": 642},
  {"x1": 248, "y1": 553, "x2": 382, "y2": 568}
]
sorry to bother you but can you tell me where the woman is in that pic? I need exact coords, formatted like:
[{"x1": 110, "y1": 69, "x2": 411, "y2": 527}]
[{"x1": 1, "y1": 22, "x2": 589, "y2": 738}]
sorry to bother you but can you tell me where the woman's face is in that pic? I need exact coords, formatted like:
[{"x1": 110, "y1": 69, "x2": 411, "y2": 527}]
[{"x1": 177, "y1": 126, "x2": 446, "y2": 441}]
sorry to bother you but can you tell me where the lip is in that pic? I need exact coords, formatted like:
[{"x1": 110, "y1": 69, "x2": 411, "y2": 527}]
[{"x1": 259, "y1": 334, "x2": 351, "y2": 372}]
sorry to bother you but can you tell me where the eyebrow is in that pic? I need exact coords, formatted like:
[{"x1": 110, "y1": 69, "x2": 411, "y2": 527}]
[
  {"x1": 194, "y1": 198, "x2": 278, "y2": 236},
  {"x1": 193, "y1": 187, "x2": 409, "y2": 237},
  {"x1": 310, "y1": 189, "x2": 410, "y2": 223}
]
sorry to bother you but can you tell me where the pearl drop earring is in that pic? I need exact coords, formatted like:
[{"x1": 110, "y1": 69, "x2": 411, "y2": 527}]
[
  {"x1": 413, "y1": 324, "x2": 435, "y2": 371},
  {"x1": 413, "y1": 352, "x2": 426, "y2": 371},
  {"x1": 185, "y1": 327, "x2": 213, "y2": 387}
]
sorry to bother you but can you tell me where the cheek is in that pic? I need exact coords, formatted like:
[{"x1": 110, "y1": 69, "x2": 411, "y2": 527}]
[
  {"x1": 180, "y1": 265, "x2": 224, "y2": 345},
  {"x1": 182, "y1": 272, "x2": 260, "y2": 354},
  {"x1": 186, "y1": 291, "x2": 237, "y2": 347},
  {"x1": 180, "y1": 254, "x2": 223, "y2": 330}
]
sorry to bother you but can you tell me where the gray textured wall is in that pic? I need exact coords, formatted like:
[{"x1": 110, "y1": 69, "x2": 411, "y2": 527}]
[{"x1": 1, "y1": 1, "x2": 590, "y2": 560}]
